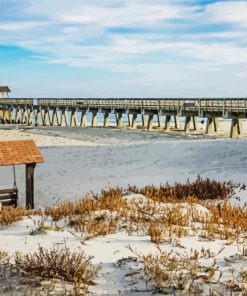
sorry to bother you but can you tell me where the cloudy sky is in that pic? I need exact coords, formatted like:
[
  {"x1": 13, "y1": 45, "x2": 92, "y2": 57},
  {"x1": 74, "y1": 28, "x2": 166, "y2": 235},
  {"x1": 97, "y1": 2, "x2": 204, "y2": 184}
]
[{"x1": 0, "y1": 0, "x2": 247, "y2": 97}]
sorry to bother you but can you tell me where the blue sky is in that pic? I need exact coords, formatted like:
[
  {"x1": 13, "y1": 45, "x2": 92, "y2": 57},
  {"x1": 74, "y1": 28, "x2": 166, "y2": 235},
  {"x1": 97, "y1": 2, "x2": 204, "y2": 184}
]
[{"x1": 0, "y1": 0, "x2": 247, "y2": 97}]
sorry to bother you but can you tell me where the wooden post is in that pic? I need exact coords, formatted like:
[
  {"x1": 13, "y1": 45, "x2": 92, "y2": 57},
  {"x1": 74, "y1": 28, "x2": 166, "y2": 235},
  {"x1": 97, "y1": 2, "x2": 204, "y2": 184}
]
[{"x1": 26, "y1": 163, "x2": 36, "y2": 209}]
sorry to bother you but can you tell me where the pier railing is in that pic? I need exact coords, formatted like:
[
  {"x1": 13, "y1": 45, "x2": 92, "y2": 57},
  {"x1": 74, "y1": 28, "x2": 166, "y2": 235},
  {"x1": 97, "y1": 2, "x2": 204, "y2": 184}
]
[{"x1": 0, "y1": 98, "x2": 247, "y2": 113}]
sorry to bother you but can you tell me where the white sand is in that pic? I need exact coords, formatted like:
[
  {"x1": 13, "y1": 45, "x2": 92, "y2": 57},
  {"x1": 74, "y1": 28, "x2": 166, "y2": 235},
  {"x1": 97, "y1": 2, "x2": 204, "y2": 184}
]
[
  {"x1": 0, "y1": 127, "x2": 103, "y2": 147},
  {"x1": 0, "y1": 195, "x2": 246, "y2": 295},
  {"x1": 0, "y1": 119, "x2": 247, "y2": 150}
]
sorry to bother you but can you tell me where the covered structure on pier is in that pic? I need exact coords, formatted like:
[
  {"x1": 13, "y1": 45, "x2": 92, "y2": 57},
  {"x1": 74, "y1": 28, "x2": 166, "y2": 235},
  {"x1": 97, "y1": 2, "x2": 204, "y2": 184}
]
[
  {"x1": 0, "y1": 140, "x2": 44, "y2": 209},
  {"x1": 0, "y1": 86, "x2": 11, "y2": 99}
]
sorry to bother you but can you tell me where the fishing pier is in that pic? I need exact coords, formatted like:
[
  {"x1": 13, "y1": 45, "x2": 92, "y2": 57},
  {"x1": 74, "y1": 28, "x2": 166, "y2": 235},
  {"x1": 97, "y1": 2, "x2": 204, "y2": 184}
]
[{"x1": 0, "y1": 98, "x2": 247, "y2": 138}]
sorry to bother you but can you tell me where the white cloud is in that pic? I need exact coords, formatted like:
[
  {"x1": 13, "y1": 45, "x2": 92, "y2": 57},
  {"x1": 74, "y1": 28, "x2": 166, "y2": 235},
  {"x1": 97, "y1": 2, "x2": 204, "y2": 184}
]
[
  {"x1": 0, "y1": 21, "x2": 47, "y2": 31},
  {"x1": 1, "y1": 0, "x2": 247, "y2": 96},
  {"x1": 204, "y1": 1, "x2": 247, "y2": 27}
]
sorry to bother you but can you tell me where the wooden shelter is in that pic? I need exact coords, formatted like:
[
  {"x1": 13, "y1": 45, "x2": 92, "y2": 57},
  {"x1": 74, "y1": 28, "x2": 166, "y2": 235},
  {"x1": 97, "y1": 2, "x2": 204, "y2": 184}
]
[
  {"x1": 0, "y1": 140, "x2": 44, "y2": 209},
  {"x1": 0, "y1": 86, "x2": 11, "y2": 99}
]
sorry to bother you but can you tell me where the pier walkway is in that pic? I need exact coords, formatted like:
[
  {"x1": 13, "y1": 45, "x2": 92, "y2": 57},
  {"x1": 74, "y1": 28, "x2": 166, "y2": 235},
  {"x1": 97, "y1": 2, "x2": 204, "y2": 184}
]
[{"x1": 0, "y1": 98, "x2": 247, "y2": 138}]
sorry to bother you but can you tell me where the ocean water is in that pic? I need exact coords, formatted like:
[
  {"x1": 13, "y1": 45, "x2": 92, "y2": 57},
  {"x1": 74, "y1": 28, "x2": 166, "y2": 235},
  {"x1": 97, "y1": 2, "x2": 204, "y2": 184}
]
[{"x1": 0, "y1": 127, "x2": 247, "y2": 207}]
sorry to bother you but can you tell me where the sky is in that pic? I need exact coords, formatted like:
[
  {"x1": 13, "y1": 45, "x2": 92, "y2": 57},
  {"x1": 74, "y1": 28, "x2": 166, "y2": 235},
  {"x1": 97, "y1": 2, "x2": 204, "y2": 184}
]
[{"x1": 0, "y1": 0, "x2": 247, "y2": 97}]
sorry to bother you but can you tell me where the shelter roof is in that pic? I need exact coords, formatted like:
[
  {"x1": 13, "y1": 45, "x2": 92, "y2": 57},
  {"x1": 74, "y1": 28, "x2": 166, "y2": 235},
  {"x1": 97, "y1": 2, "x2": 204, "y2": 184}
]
[
  {"x1": 0, "y1": 86, "x2": 11, "y2": 92},
  {"x1": 0, "y1": 140, "x2": 44, "y2": 166}
]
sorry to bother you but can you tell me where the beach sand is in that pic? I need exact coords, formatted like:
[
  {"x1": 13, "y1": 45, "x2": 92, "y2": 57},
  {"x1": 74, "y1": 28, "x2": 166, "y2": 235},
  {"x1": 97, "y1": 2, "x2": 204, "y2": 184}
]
[
  {"x1": 0, "y1": 194, "x2": 247, "y2": 295},
  {"x1": 1, "y1": 124, "x2": 247, "y2": 295},
  {"x1": 0, "y1": 124, "x2": 247, "y2": 208},
  {"x1": 0, "y1": 119, "x2": 247, "y2": 149}
]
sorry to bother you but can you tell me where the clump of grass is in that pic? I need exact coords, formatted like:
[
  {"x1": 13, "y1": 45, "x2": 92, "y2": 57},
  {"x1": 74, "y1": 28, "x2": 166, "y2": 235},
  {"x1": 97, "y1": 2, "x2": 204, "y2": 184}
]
[
  {"x1": 148, "y1": 223, "x2": 163, "y2": 245},
  {"x1": 15, "y1": 246, "x2": 101, "y2": 293},
  {"x1": 0, "y1": 250, "x2": 8, "y2": 263},
  {"x1": 129, "y1": 175, "x2": 237, "y2": 202},
  {"x1": 29, "y1": 224, "x2": 48, "y2": 236},
  {"x1": 128, "y1": 246, "x2": 222, "y2": 294},
  {"x1": 0, "y1": 207, "x2": 27, "y2": 226},
  {"x1": 117, "y1": 256, "x2": 137, "y2": 268}
]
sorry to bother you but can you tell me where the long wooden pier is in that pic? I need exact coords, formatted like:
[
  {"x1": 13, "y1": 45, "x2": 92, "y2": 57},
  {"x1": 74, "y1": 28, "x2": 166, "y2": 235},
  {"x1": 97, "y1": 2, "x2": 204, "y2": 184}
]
[{"x1": 0, "y1": 98, "x2": 247, "y2": 138}]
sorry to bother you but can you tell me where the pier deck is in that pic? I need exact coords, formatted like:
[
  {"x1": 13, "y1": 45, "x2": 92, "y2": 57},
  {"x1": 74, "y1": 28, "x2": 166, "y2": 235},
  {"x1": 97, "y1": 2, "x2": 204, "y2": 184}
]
[{"x1": 0, "y1": 98, "x2": 247, "y2": 138}]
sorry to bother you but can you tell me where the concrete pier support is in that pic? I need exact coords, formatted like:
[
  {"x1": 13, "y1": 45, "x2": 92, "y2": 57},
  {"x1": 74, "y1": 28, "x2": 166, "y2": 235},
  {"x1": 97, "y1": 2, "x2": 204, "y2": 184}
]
[
  {"x1": 0, "y1": 110, "x2": 3, "y2": 123},
  {"x1": 2, "y1": 110, "x2": 5, "y2": 123},
  {"x1": 214, "y1": 117, "x2": 219, "y2": 132},
  {"x1": 165, "y1": 115, "x2": 171, "y2": 131},
  {"x1": 230, "y1": 118, "x2": 243, "y2": 138},
  {"x1": 206, "y1": 117, "x2": 219, "y2": 134},
  {"x1": 60, "y1": 110, "x2": 69, "y2": 126},
  {"x1": 116, "y1": 113, "x2": 123, "y2": 127},
  {"x1": 131, "y1": 114, "x2": 138, "y2": 128},
  {"x1": 184, "y1": 116, "x2": 191, "y2": 132},
  {"x1": 147, "y1": 115, "x2": 154, "y2": 130},
  {"x1": 92, "y1": 112, "x2": 97, "y2": 127},
  {"x1": 27, "y1": 109, "x2": 32, "y2": 125},
  {"x1": 48, "y1": 110, "x2": 52, "y2": 126},
  {"x1": 80, "y1": 113, "x2": 87, "y2": 127},
  {"x1": 70, "y1": 110, "x2": 77, "y2": 127},
  {"x1": 15, "y1": 109, "x2": 21, "y2": 124},
  {"x1": 156, "y1": 115, "x2": 161, "y2": 128},
  {"x1": 34, "y1": 110, "x2": 39, "y2": 126},
  {"x1": 104, "y1": 113, "x2": 109, "y2": 127},
  {"x1": 160, "y1": 115, "x2": 164, "y2": 128},
  {"x1": 42, "y1": 110, "x2": 49, "y2": 126},
  {"x1": 11, "y1": 110, "x2": 14, "y2": 123},
  {"x1": 126, "y1": 113, "x2": 131, "y2": 127},
  {"x1": 141, "y1": 115, "x2": 147, "y2": 128},
  {"x1": 174, "y1": 115, "x2": 180, "y2": 129},
  {"x1": 6, "y1": 110, "x2": 13, "y2": 124},
  {"x1": 22, "y1": 109, "x2": 28, "y2": 124},
  {"x1": 2, "y1": 110, "x2": 6, "y2": 123},
  {"x1": 3, "y1": 110, "x2": 11, "y2": 123},
  {"x1": 192, "y1": 116, "x2": 198, "y2": 131},
  {"x1": 51, "y1": 111, "x2": 59, "y2": 126}
]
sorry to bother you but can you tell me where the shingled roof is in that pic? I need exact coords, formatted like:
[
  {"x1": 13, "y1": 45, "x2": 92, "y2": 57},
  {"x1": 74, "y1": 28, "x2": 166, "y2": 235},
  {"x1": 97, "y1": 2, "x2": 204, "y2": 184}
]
[
  {"x1": 0, "y1": 140, "x2": 44, "y2": 166},
  {"x1": 0, "y1": 86, "x2": 11, "y2": 92}
]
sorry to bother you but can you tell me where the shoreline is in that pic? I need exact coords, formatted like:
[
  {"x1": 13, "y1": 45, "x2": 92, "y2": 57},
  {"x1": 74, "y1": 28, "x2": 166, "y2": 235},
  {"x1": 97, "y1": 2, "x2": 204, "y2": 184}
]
[{"x1": 0, "y1": 120, "x2": 247, "y2": 149}]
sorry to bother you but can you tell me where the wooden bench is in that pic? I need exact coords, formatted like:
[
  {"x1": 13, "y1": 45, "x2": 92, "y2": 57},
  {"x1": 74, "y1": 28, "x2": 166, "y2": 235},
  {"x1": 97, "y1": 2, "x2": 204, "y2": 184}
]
[{"x1": 0, "y1": 188, "x2": 18, "y2": 207}]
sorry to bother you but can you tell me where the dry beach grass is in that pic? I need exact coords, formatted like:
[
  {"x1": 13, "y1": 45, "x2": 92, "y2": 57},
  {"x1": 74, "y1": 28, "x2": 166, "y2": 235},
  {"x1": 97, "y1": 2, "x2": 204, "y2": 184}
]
[{"x1": 1, "y1": 177, "x2": 247, "y2": 295}]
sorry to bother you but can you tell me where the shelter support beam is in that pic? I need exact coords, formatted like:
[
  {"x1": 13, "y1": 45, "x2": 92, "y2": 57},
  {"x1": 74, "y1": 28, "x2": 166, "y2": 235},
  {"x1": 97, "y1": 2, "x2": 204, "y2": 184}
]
[{"x1": 26, "y1": 163, "x2": 36, "y2": 209}]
